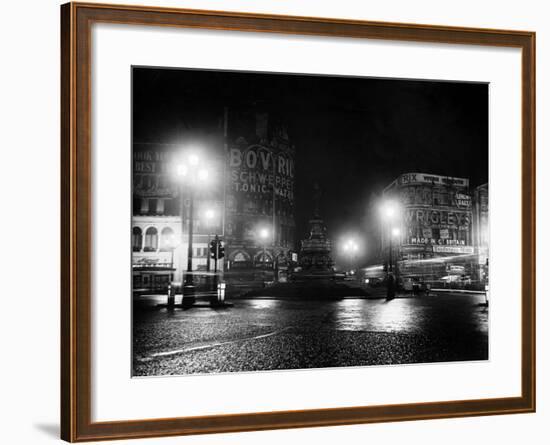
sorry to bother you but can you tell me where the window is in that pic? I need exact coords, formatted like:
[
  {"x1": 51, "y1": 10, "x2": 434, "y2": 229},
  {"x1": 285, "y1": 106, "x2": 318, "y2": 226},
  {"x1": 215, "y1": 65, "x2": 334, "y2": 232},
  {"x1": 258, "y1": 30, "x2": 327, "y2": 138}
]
[
  {"x1": 234, "y1": 252, "x2": 247, "y2": 262},
  {"x1": 256, "y1": 250, "x2": 272, "y2": 265},
  {"x1": 140, "y1": 198, "x2": 149, "y2": 214},
  {"x1": 148, "y1": 198, "x2": 158, "y2": 215},
  {"x1": 132, "y1": 197, "x2": 141, "y2": 215},
  {"x1": 144, "y1": 227, "x2": 158, "y2": 252},
  {"x1": 193, "y1": 247, "x2": 208, "y2": 258},
  {"x1": 132, "y1": 227, "x2": 142, "y2": 252}
]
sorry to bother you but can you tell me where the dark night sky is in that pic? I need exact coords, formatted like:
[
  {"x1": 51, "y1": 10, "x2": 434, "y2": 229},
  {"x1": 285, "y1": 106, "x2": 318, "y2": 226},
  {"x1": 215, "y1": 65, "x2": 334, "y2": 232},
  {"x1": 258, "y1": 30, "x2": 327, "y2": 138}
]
[{"x1": 133, "y1": 67, "x2": 488, "y2": 261}]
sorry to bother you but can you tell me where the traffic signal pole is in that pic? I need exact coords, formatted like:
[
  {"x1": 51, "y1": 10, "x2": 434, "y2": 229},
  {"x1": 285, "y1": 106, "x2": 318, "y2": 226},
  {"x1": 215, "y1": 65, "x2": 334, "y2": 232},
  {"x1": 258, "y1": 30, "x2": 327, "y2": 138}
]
[
  {"x1": 214, "y1": 242, "x2": 218, "y2": 274},
  {"x1": 210, "y1": 235, "x2": 224, "y2": 275}
]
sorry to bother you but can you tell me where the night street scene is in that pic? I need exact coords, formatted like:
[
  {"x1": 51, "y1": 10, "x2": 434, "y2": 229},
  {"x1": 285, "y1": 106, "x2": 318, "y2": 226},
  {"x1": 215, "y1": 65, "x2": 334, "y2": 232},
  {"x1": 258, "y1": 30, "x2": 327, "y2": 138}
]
[{"x1": 131, "y1": 67, "x2": 489, "y2": 377}]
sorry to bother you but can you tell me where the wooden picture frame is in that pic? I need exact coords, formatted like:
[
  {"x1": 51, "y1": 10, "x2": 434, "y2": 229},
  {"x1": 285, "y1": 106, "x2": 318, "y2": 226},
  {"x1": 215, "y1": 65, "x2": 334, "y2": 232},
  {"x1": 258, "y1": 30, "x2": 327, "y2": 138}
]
[{"x1": 61, "y1": 2, "x2": 535, "y2": 442}]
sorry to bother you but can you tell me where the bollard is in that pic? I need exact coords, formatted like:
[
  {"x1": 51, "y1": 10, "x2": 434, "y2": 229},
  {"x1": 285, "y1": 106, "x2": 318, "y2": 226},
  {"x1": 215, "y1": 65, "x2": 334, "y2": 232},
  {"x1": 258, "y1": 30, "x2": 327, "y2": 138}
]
[
  {"x1": 217, "y1": 282, "x2": 226, "y2": 304},
  {"x1": 210, "y1": 280, "x2": 226, "y2": 307}
]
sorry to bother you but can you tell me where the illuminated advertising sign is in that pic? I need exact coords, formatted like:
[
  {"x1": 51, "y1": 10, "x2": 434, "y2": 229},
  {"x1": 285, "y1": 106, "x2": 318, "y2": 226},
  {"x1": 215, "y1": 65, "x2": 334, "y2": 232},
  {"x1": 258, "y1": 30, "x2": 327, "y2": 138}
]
[
  {"x1": 409, "y1": 237, "x2": 468, "y2": 246},
  {"x1": 133, "y1": 146, "x2": 225, "y2": 201},
  {"x1": 405, "y1": 209, "x2": 471, "y2": 229},
  {"x1": 447, "y1": 264, "x2": 466, "y2": 275},
  {"x1": 228, "y1": 145, "x2": 294, "y2": 202},
  {"x1": 404, "y1": 207, "x2": 473, "y2": 252},
  {"x1": 434, "y1": 246, "x2": 475, "y2": 254},
  {"x1": 454, "y1": 193, "x2": 471, "y2": 208},
  {"x1": 397, "y1": 172, "x2": 469, "y2": 188},
  {"x1": 133, "y1": 149, "x2": 177, "y2": 197}
]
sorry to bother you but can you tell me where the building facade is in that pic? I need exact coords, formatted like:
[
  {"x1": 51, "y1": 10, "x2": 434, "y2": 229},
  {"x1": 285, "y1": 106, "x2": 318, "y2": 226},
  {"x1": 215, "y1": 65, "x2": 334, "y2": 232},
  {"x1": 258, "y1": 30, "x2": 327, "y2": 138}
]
[
  {"x1": 132, "y1": 110, "x2": 296, "y2": 292},
  {"x1": 132, "y1": 144, "x2": 225, "y2": 292},
  {"x1": 472, "y1": 183, "x2": 489, "y2": 282},
  {"x1": 381, "y1": 172, "x2": 488, "y2": 285},
  {"x1": 224, "y1": 110, "x2": 295, "y2": 275}
]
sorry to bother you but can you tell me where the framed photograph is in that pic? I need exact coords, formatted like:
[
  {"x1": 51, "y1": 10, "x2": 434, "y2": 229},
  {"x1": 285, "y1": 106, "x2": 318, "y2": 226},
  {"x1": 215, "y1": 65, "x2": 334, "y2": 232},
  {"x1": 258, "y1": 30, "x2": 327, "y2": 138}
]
[{"x1": 61, "y1": 2, "x2": 536, "y2": 442}]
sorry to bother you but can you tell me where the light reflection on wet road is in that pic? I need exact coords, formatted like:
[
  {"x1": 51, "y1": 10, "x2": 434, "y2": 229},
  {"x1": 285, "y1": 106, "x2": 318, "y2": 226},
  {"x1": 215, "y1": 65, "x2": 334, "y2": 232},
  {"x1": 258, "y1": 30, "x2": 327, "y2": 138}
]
[
  {"x1": 133, "y1": 293, "x2": 488, "y2": 376},
  {"x1": 331, "y1": 296, "x2": 488, "y2": 334}
]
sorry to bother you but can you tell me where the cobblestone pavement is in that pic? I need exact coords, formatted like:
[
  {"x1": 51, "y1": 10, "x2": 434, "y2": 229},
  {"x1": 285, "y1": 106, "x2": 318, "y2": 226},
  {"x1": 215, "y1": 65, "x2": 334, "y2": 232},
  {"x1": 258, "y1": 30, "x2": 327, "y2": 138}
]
[{"x1": 132, "y1": 293, "x2": 488, "y2": 376}]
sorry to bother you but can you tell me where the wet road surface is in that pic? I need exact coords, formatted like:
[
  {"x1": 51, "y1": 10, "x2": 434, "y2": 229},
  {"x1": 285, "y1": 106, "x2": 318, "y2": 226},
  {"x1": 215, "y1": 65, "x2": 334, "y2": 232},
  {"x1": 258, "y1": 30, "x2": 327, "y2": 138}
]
[{"x1": 133, "y1": 293, "x2": 488, "y2": 376}]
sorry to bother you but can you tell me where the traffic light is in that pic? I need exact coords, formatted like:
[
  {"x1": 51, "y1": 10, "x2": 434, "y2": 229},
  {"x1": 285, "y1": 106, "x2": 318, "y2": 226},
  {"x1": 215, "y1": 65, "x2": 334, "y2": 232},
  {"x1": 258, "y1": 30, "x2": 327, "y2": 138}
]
[
  {"x1": 209, "y1": 236, "x2": 225, "y2": 261},
  {"x1": 209, "y1": 239, "x2": 217, "y2": 259}
]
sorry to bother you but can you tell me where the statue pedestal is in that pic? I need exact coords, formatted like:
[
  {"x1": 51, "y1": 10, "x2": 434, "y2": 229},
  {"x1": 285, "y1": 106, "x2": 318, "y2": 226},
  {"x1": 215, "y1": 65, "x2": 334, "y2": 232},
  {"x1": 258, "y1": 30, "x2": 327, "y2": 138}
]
[
  {"x1": 242, "y1": 200, "x2": 372, "y2": 299},
  {"x1": 294, "y1": 218, "x2": 336, "y2": 280}
]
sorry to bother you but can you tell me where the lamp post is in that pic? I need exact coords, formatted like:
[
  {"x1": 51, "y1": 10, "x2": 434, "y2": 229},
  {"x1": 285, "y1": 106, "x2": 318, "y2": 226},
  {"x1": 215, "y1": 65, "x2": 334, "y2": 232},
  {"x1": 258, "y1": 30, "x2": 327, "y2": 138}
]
[
  {"x1": 176, "y1": 153, "x2": 210, "y2": 303},
  {"x1": 389, "y1": 227, "x2": 400, "y2": 272},
  {"x1": 385, "y1": 226, "x2": 401, "y2": 300},
  {"x1": 162, "y1": 233, "x2": 177, "y2": 309},
  {"x1": 381, "y1": 201, "x2": 400, "y2": 271},
  {"x1": 381, "y1": 201, "x2": 401, "y2": 300},
  {"x1": 259, "y1": 227, "x2": 270, "y2": 272}
]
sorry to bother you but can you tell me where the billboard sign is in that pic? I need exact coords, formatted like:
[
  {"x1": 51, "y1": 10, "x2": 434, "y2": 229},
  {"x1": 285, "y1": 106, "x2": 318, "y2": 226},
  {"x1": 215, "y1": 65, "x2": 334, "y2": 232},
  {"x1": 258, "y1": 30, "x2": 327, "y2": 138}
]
[
  {"x1": 397, "y1": 173, "x2": 469, "y2": 188},
  {"x1": 405, "y1": 208, "x2": 471, "y2": 229},
  {"x1": 133, "y1": 148, "x2": 177, "y2": 197},
  {"x1": 455, "y1": 193, "x2": 472, "y2": 208},
  {"x1": 228, "y1": 144, "x2": 294, "y2": 202},
  {"x1": 433, "y1": 246, "x2": 475, "y2": 254}
]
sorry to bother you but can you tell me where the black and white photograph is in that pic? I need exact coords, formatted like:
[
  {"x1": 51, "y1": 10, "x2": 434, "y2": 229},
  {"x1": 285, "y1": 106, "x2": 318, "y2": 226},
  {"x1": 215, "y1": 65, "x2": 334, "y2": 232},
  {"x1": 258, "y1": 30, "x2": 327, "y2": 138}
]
[
  {"x1": 131, "y1": 67, "x2": 489, "y2": 377},
  {"x1": 2, "y1": 0, "x2": 543, "y2": 443}
]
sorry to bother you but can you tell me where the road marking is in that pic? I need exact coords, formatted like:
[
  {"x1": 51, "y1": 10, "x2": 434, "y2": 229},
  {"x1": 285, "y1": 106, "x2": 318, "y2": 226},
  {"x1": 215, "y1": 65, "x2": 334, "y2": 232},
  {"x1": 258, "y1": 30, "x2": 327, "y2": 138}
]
[{"x1": 139, "y1": 327, "x2": 292, "y2": 361}]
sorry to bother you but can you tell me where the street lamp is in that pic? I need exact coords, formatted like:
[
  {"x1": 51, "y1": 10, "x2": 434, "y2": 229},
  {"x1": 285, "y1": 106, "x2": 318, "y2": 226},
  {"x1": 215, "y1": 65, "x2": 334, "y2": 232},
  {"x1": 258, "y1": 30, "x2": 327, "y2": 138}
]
[
  {"x1": 204, "y1": 208, "x2": 215, "y2": 220},
  {"x1": 176, "y1": 152, "x2": 210, "y2": 300},
  {"x1": 342, "y1": 239, "x2": 359, "y2": 274},
  {"x1": 381, "y1": 201, "x2": 398, "y2": 220}
]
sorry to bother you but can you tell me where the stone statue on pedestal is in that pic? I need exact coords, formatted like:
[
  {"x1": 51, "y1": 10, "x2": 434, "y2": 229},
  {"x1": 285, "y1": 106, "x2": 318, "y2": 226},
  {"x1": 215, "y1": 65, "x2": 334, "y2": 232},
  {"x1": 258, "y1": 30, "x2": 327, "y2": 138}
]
[{"x1": 297, "y1": 184, "x2": 336, "y2": 278}]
